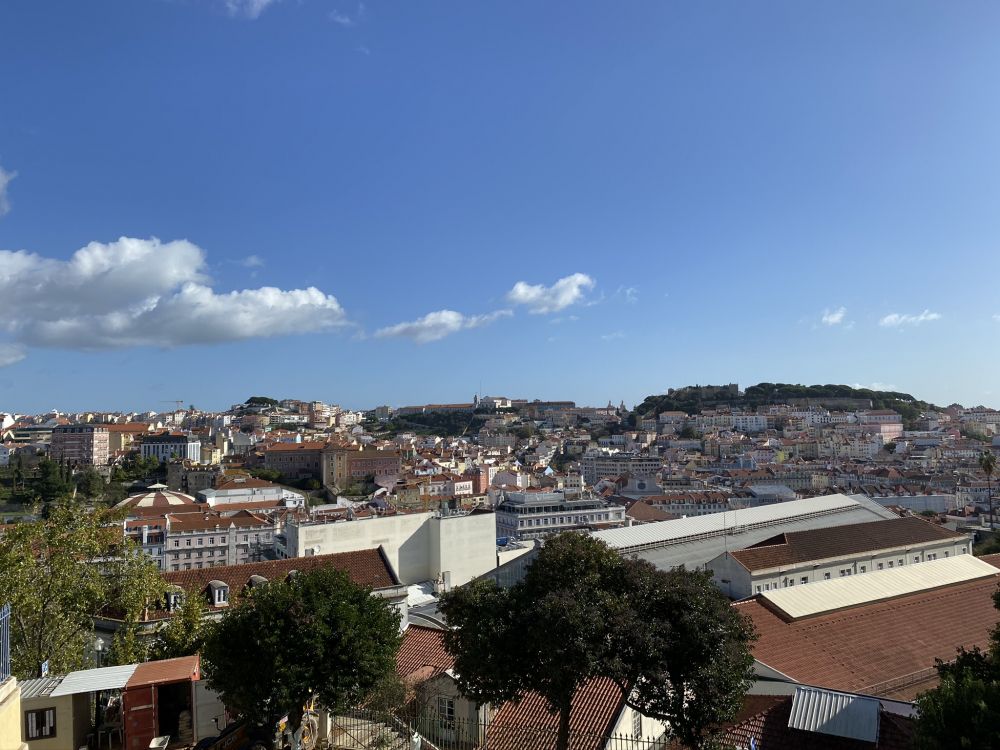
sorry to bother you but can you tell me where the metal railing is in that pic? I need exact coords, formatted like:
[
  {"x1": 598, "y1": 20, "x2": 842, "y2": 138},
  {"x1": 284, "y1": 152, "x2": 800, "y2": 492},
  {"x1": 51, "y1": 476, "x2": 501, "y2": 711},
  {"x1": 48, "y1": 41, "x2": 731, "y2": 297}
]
[
  {"x1": 326, "y1": 706, "x2": 669, "y2": 750},
  {"x1": 0, "y1": 602, "x2": 11, "y2": 683}
]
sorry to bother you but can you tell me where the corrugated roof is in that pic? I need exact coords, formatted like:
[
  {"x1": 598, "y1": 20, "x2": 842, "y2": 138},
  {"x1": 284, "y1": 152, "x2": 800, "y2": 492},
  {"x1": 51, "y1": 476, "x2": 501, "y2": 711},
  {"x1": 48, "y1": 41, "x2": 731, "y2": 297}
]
[
  {"x1": 19, "y1": 676, "x2": 65, "y2": 700},
  {"x1": 51, "y1": 664, "x2": 138, "y2": 696},
  {"x1": 127, "y1": 655, "x2": 199, "y2": 688},
  {"x1": 788, "y1": 687, "x2": 880, "y2": 742},
  {"x1": 591, "y1": 495, "x2": 865, "y2": 551},
  {"x1": 760, "y1": 554, "x2": 998, "y2": 620}
]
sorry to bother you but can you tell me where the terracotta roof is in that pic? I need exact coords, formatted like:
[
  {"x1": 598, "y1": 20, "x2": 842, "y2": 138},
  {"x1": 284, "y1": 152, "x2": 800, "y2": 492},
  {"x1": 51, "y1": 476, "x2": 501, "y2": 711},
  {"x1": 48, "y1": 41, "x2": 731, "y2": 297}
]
[
  {"x1": 718, "y1": 695, "x2": 914, "y2": 750},
  {"x1": 264, "y1": 441, "x2": 328, "y2": 452},
  {"x1": 485, "y1": 677, "x2": 625, "y2": 750},
  {"x1": 166, "y1": 510, "x2": 270, "y2": 531},
  {"x1": 625, "y1": 501, "x2": 675, "y2": 523},
  {"x1": 151, "y1": 548, "x2": 400, "y2": 621},
  {"x1": 738, "y1": 569, "x2": 1000, "y2": 699},
  {"x1": 115, "y1": 489, "x2": 198, "y2": 512},
  {"x1": 396, "y1": 626, "x2": 453, "y2": 682},
  {"x1": 731, "y1": 516, "x2": 966, "y2": 573},
  {"x1": 213, "y1": 477, "x2": 280, "y2": 491},
  {"x1": 127, "y1": 655, "x2": 200, "y2": 688}
]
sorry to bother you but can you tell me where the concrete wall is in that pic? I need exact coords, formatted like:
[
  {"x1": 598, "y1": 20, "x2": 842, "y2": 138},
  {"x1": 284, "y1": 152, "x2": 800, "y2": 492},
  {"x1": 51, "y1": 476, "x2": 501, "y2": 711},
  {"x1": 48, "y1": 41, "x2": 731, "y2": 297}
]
[
  {"x1": 0, "y1": 678, "x2": 27, "y2": 750},
  {"x1": 288, "y1": 512, "x2": 497, "y2": 587},
  {"x1": 20, "y1": 693, "x2": 89, "y2": 750}
]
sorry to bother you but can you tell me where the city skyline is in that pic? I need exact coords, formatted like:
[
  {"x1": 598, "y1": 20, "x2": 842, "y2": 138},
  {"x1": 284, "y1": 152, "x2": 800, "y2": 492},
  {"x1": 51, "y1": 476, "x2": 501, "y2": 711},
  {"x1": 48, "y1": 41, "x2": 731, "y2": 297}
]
[{"x1": 3, "y1": 1, "x2": 1000, "y2": 413}]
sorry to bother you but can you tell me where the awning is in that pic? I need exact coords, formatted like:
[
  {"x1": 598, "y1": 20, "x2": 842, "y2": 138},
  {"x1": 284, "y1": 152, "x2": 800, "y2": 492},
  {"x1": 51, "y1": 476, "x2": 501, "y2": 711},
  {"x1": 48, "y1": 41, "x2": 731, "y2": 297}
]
[{"x1": 50, "y1": 664, "x2": 138, "y2": 696}]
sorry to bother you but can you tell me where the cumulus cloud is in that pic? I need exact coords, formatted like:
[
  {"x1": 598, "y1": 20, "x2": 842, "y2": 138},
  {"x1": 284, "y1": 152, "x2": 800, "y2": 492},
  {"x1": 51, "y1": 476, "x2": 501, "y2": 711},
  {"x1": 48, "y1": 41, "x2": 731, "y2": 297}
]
[
  {"x1": 0, "y1": 344, "x2": 25, "y2": 368},
  {"x1": 224, "y1": 0, "x2": 279, "y2": 19},
  {"x1": 821, "y1": 306, "x2": 847, "y2": 326},
  {"x1": 0, "y1": 237, "x2": 348, "y2": 355},
  {"x1": 0, "y1": 164, "x2": 17, "y2": 217},
  {"x1": 993, "y1": 314, "x2": 1000, "y2": 322},
  {"x1": 375, "y1": 309, "x2": 511, "y2": 344},
  {"x1": 879, "y1": 310, "x2": 942, "y2": 328},
  {"x1": 240, "y1": 254, "x2": 265, "y2": 268},
  {"x1": 506, "y1": 273, "x2": 595, "y2": 314}
]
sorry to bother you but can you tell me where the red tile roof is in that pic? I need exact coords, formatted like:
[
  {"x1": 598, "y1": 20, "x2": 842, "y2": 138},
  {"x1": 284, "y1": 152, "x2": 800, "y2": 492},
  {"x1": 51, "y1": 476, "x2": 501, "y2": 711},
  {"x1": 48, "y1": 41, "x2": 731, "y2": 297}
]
[
  {"x1": 738, "y1": 569, "x2": 1000, "y2": 699},
  {"x1": 718, "y1": 695, "x2": 914, "y2": 750},
  {"x1": 150, "y1": 548, "x2": 400, "y2": 621},
  {"x1": 731, "y1": 516, "x2": 966, "y2": 572},
  {"x1": 166, "y1": 510, "x2": 270, "y2": 531},
  {"x1": 485, "y1": 677, "x2": 625, "y2": 750},
  {"x1": 127, "y1": 655, "x2": 200, "y2": 688},
  {"x1": 396, "y1": 626, "x2": 453, "y2": 683}
]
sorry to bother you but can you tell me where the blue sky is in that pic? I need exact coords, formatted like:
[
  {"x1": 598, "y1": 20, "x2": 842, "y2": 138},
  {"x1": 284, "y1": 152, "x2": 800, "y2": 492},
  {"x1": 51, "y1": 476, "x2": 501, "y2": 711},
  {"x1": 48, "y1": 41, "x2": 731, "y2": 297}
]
[{"x1": 1, "y1": 0, "x2": 999, "y2": 413}]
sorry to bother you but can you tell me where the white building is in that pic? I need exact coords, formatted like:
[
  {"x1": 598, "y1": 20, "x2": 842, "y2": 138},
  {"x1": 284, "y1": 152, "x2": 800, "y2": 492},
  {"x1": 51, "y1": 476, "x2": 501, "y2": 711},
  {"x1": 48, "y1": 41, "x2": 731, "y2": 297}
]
[
  {"x1": 279, "y1": 509, "x2": 497, "y2": 589},
  {"x1": 495, "y1": 489, "x2": 626, "y2": 541},
  {"x1": 707, "y1": 515, "x2": 973, "y2": 599},
  {"x1": 197, "y1": 476, "x2": 305, "y2": 508}
]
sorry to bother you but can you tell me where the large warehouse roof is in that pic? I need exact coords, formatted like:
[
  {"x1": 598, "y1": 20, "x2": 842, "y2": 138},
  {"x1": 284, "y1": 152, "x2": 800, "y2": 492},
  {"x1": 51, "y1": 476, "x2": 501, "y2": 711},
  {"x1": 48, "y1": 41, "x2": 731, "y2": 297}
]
[{"x1": 590, "y1": 494, "x2": 898, "y2": 572}]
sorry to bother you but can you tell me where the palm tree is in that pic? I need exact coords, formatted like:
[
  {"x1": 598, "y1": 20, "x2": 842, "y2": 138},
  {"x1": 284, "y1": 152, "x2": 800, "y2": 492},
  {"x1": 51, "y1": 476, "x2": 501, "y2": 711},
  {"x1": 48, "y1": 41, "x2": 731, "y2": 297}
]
[{"x1": 980, "y1": 450, "x2": 997, "y2": 531}]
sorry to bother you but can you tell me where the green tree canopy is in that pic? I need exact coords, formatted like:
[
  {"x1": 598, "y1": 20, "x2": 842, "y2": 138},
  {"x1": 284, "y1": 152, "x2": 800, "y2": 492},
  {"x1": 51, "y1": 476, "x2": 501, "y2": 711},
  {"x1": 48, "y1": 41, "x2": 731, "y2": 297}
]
[
  {"x1": 150, "y1": 588, "x2": 208, "y2": 661},
  {"x1": 439, "y1": 533, "x2": 755, "y2": 750},
  {"x1": 202, "y1": 567, "x2": 402, "y2": 736},
  {"x1": 0, "y1": 502, "x2": 164, "y2": 677}
]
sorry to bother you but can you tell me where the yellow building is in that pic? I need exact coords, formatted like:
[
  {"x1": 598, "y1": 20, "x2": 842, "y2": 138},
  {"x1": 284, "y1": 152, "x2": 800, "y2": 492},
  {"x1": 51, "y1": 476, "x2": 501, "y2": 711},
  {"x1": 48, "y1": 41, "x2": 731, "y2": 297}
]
[{"x1": 0, "y1": 675, "x2": 28, "y2": 750}]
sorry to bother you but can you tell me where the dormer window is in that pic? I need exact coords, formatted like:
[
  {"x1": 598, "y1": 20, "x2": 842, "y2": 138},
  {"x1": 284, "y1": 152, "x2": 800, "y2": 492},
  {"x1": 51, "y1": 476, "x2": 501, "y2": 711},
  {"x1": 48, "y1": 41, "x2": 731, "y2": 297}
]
[
  {"x1": 208, "y1": 580, "x2": 230, "y2": 606},
  {"x1": 247, "y1": 575, "x2": 268, "y2": 590},
  {"x1": 165, "y1": 587, "x2": 185, "y2": 612}
]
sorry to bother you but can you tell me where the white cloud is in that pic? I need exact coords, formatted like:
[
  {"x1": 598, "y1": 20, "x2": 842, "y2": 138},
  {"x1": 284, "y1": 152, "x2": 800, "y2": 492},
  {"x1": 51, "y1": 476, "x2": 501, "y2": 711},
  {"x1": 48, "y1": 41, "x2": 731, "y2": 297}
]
[
  {"x1": 329, "y1": 10, "x2": 355, "y2": 26},
  {"x1": 851, "y1": 382, "x2": 898, "y2": 392},
  {"x1": 0, "y1": 344, "x2": 25, "y2": 368},
  {"x1": 375, "y1": 309, "x2": 511, "y2": 344},
  {"x1": 879, "y1": 310, "x2": 942, "y2": 328},
  {"x1": 506, "y1": 273, "x2": 595, "y2": 314},
  {"x1": 993, "y1": 314, "x2": 1000, "y2": 322},
  {"x1": 821, "y1": 306, "x2": 847, "y2": 326},
  {"x1": 600, "y1": 332, "x2": 625, "y2": 341},
  {"x1": 0, "y1": 237, "x2": 348, "y2": 355},
  {"x1": 224, "y1": 0, "x2": 279, "y2": 19},
  {"x1": 0, "y1": 164, "x2": 17, "y2": 217},
  {"x1": 240, "y1": 254, "x2": 265, "y2": 268}
]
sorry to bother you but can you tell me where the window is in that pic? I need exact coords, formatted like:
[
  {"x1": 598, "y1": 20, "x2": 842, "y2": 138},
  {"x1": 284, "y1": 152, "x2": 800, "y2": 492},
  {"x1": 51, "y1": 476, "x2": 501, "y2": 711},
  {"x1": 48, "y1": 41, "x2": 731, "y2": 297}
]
[
  {"x1": 860, "y1": 566, "x2": 866, "y2": 573},
  {"x1": 632, "y1": 710, "x2": 642, "y2": 739},
  {"x1": 878, "y1": 563, "x2": 884, "y2": 570},
  {"x1": 186, "y1": 539, "x2": 192, "y2": 547},
  {"x1": 173, "y1": 540, "x2": 179, "y2": 548},
  {"x1": 914, "y1": 557, "x2": 920, "y2": 564},
  {"x1": 888, "y1": 561, "x2": 894, "y2": 568},
  {"x1": 800, "y1": 577, "x2": 808, "y2": 585},
  {"x1": 824, "y1": 572, "x2": 831, "y2": 580},
  {"x1": 898, "y1": 559, "x2": 904, "y2": 566},
  {"x1": 437, "y1": 697, "x2": 455, "y2": 729},
  {"x1": 198, "y1": 538, "x2": 204, "y2": 545},
  {"x1": 25, "y1": 708, "x2": 56, "y2": 740},
  {"x1": 209, "y1": 537, "x2": 215, "y2": 544},
  {"x1": 756, "y1": 585, "x2": 762, "y2": 594}
]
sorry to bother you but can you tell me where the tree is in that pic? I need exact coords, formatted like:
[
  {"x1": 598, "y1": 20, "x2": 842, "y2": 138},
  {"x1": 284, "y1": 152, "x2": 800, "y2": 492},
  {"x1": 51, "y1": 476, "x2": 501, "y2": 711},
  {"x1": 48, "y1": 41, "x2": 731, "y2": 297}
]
[
  {"x1": 0, "y1": 502, "x2": 165, "y2": 677},
  {"x1": 608, "y1": 564, "x2": 757, "y2": 749},
  {"x1": 915, "y1": 588, "x2": 1000, "y2": 749},
  {"x1": 150, "y1": 588, "x2": 208, "y2": 660},
  {"x1": 201, "y1": 567, "x2": 402, "y2": 739},
  {"x1": 36, "y1": 458, "x2": 71, "y2": 503},
  {"x1": 76, "y1": 468, "x2": 106, "y2": 499},
  {"x1": 980, "y1": 451, "x2": 997, "y2": 531},
  {"x1": 439, "y1": 533, "x2": 755, "y2": 750}
]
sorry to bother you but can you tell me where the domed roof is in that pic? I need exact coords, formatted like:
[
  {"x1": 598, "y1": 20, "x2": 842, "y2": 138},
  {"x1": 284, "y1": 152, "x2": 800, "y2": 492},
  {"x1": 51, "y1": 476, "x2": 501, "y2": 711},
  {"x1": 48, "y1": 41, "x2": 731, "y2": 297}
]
[{"x1": 116, "y1": 486, "x2": 198, "y2": 515}]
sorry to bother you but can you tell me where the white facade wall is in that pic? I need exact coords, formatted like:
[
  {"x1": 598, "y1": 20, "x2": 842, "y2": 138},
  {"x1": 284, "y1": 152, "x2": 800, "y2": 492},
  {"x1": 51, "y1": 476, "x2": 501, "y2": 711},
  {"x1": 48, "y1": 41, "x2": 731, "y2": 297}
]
[
  {"x1": 284, "y1": 511, "x2": 496, "y2": 588},
  {"x1": 709, "y1": 534, "x2": 974, "y2": 600}
]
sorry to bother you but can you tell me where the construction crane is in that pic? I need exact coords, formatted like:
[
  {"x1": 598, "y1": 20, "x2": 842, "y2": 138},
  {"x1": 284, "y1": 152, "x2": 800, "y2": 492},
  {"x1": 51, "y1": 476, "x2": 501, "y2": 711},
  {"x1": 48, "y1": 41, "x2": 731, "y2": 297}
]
[{"x1": 160, "y1": 400, "x2": 185, "y2": 411}]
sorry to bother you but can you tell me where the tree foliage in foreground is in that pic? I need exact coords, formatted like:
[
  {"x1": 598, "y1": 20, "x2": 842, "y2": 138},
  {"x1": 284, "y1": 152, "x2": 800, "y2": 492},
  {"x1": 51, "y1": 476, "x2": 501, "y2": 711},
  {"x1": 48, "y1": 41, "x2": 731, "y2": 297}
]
[
  {"x1": 915, "y1": 587, "x2": 1000, "y2": 750},
  {"x1": 0, "y1": 502, "x2": 164, "y2": 677},
  {"x1": 202, "y1": 567, "x2": 402, "y2": 735},
  {"x1": 439, "y1": 533, "x2": 756, "y2": 750}
]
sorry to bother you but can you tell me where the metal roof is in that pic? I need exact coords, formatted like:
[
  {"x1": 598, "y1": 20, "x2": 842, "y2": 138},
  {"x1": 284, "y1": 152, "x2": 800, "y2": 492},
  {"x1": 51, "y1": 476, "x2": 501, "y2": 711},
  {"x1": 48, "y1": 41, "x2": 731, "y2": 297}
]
[
  {"x1": 591, "y1": 494, "x2": 868, "y2": 552},
  {"x1": 19, "y1": 676, "x2": 65, "y2": 701},
  {"x1": 761, "y1": 554, "x2": 999, "y2": 620},
  {"x1": 788, "y1": 686, "x2": 880, "y2": 742},
  {"x1": 127, "y1": 655, "x2": 199, "y2": 688},
  {"x1": 50, "y1": 664, "x2": 138, "y2": 696}
]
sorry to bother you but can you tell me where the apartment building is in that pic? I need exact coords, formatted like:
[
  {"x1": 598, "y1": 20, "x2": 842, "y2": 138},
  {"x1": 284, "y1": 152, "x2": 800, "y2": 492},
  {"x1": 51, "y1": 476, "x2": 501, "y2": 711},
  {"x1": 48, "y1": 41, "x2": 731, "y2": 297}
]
[
  {"x1": 49, "y1": 424, "x2": 110, "y2": 467},
  {"x1": 262, "y1": 441, "x2": 326, "y2": 479},
  {"x1": 163, "y1": 510, "x2": 275, "y2": 571},
  {"x1": 140, "y1": 432, "x2": 202, "y2": 462},
  {"x1": 495, "y1": 488, "x2": 626, "y2": 541},
  {"x1": 580, "y1": 451, "x2": 662, "y2": 485}
]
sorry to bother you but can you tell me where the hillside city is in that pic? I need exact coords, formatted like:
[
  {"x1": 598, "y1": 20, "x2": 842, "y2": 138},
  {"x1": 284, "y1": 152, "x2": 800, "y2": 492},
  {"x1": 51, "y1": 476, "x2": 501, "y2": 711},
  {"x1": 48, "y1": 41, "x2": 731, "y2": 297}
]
[{"x1": 2, "y1": 383, "x2": 1000, "y2": 749}]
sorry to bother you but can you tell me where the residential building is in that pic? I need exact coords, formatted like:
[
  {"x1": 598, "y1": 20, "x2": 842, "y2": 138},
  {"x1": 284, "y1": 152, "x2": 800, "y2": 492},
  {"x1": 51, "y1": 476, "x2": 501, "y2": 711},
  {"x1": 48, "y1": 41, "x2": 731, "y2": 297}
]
[
  {"x1": 322, "y1": 445, "x2": 402, "y2": 487},
  {"x1": 140, "y1": 432, "x2": 201, "y2": 463},
  {"x1": 163, "y1": 510, "x2": 275, "y2": 570},
  {"x1": 708, "y1": 516, "x2": 973, "y2": 599},
  {"x1": 49, "y1": 424, "x2": 110, "y2": 467},
  {"x1": 495, "y1": 489, "x2": 626, "y2": 541},
  {"x1": 581, "y1": 451, "x2": 662, "y2": 485},
  {"x1": 262, "y1": 441, "x2": 326, "y2": 479}
]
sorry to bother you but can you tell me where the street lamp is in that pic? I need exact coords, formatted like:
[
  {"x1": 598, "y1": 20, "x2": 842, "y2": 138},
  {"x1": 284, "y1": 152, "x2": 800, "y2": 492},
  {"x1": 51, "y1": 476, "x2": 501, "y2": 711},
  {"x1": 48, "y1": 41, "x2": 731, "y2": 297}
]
[{"x1": 93, "y1": 636, "x2": 105, "y2": 667}]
